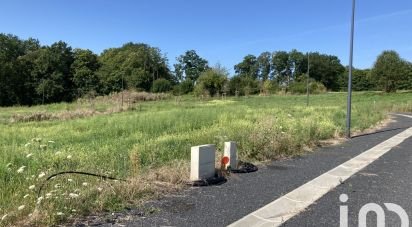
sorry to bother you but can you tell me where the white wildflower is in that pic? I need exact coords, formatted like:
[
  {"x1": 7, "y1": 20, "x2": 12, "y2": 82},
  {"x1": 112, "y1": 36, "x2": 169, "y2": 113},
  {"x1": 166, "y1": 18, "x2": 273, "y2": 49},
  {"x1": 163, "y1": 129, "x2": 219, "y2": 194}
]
[
  {"x1": 23, "y1": 194, "x2": 29, "y2": 199},
  {"x1": 54, "y1": 184, "x2": 61, "y2": 189},
  {"x1": 287, "y1": 114, "x2": 293, "y2": 117},
  {"x1": 55, "y1": 151, "x2": 62, "y2": 156},
  {"x1": 69, "y1": 193, "x2": 79, "y2": 198},
  {"x1": 18, "y1": 205, "x2": 25, "y2": 211},
  {"x1": 36, "y1": 196, "x2": 44, "y2": 205},
  {"x1": 29, "y1": 185, "x2": 35, "y2": 190},
  {"x1": 67, "y1": 178, "x2": 73, "y2": 182},
  {"x1": 26, "y1": 153, "x2": 33, "y2": 158},
  {"x1": 56, "y1": 212, "x2": 64, "y2": 216},
  {"x1": 71, "y1": 209, "x2": 76, "y2": 212},
  {"x1": 97, "y1": 187, "x2": 103, "y2": 192},
  {"x1": 17, "y1": 166, "x2": 26, "y2": 173},
  {"x1": 48, "y1": 140, "x2": 55, "y2": 143},
  {"x1": 66, "y1": 155, "x2": 72, "y2": 159},
  {"x1": 39, "y1": 144, "x2": 47, "y2": 149},
  {"x1": 82, "y1": 182, "x2": 88, "y2": 186},
  {"x1": 38, "y1": 172, "x2": 46, "y2": 178},
  {"x1": 46, "y1": 193, "x2": 52, "y2": 198},
  {"x1": 1, "y1": 214, "x2": 8, "y2": 221},
  {"x1": 24, "y1": 143, "x2": 31, "y2": 147}
]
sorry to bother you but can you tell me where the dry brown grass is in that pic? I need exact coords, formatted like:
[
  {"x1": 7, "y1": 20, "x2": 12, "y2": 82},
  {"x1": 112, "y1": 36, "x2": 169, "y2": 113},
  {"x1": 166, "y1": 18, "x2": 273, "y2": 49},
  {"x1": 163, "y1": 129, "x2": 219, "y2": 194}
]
[
  {"x1": 89, "y1": 91, "x2": 170, "y2": 105},
  {"x1": 9, "y1": 91, "x2": 170, "y2": 123},
  {"x1": 10, "y1": 109, "x2": 99, "y2": 123}
]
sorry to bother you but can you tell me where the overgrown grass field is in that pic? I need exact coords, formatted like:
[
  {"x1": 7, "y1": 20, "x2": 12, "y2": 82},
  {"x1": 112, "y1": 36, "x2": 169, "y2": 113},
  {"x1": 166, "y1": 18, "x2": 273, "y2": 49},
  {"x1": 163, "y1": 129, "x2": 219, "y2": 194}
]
[{"x1": 1, "y1": 92, "x2": 412, "y2": 226}]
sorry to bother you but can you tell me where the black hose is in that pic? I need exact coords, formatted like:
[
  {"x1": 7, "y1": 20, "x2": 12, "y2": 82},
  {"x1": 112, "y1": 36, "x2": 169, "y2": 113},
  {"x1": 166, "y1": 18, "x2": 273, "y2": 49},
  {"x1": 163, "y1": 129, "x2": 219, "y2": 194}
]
[
  {"x1": 37, "y1": 171, "x2": 127, "y2": 198},
  {"x1": 229, "y1": 161, "x2": 258, "y2": 173}
]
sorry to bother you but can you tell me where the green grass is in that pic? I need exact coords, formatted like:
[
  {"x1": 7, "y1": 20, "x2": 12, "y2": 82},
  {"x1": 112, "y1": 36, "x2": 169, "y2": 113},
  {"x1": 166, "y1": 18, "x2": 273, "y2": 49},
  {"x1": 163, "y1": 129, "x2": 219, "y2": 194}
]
[{"x1": 1, "y1": 92, "x2": 412, "y2": 226}]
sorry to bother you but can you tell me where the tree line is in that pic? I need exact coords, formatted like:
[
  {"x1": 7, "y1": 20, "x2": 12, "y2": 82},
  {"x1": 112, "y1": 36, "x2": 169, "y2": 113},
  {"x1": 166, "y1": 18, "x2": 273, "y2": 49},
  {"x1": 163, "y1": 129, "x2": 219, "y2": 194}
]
[{"x1": 1, "y1": 33, "x2": 411, "y2": 106}]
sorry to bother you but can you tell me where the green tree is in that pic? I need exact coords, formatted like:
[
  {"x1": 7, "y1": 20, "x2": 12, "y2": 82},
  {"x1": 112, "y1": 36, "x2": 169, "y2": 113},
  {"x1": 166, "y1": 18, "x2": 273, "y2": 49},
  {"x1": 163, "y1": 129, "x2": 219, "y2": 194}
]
[
  {"x1": 0, "y1": 34, "x2": 41, "y2": 106},
  {"x1": 306, "y1": 52, "x2": 344, "y2": 91},
  {"x1": 257, "y1": 52, "x2": 271, "y2": 81},
  {"x1": 195, "y1": 66, "x2": 228, "y2": 97},
  {"x1": 271, "y1": 51, "x2": 291, "y2": 85},
  {"x1": 228, "y1": 75, "x2": 259, "y2": 96},
  {"x1": 234, "y1": 54, "x2": 259, "y2": 79},
  {"x1": 371, "y1": 50, "x2": 409, "y2": 92},
  {"x1": 174, "y1": 50, "x2": 209, "y2": 83},
  {"x1": 288, "y1": 49, "x2": 308, "y2": 78},
  {"x1": 339, "y1": 68, "x2": 375, "y2": 91},
  {"x1": 71, "y1": 49, "x2": 100, "y2": 97},
  {"x1": 98, "y1": 43, "x2": 172, "y2": 93},
  {"x1": 30, "y1": 41, "x2": 74, "y2": 103}
]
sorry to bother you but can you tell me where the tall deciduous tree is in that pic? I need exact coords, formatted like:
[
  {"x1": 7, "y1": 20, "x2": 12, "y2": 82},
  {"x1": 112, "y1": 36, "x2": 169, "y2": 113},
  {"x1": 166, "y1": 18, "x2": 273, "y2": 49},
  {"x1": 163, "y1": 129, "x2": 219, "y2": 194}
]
[
  {"x1": 339, "y1": 68, "x2": 374, "y2": 91},
  {"x1": 234, "y1": 54, "x2": 259, "y2": 79},
  {"x1": 174, "y1": 50, "x2": 209, "y2": 83},
  {"x1": 271, "y1": 51, "x2": 291, "y2": 85},
  {"x1": 71, "y1": 49, "x2": 101, "y2": 97},
  {"x1": 29, "y1": 41, "x2": 75, "y2": 103},
  {"x1": 288, "y1": 49, "x2": 307, "y2": 77},
  {"x1": 371, "y1": 50, "x2": 409, "y2": 92},
  {"x1": 257, "y1": 52, "x2": 271, "y2": 81},
  {"x1": 98, "y1": 43, "x2": 171, "y2": 93},
  {"x1": 0, "y1": 34, "x2": 41, "y2": 105},
  {"x1": 306, "y1": 52, "x2": 344, "y2": 91}
]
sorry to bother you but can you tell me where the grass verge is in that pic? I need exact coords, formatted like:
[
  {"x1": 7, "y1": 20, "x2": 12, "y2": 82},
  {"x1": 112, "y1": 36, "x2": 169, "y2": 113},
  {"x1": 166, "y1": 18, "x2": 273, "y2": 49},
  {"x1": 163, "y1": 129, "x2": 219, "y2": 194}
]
[{"x1": 1, "y1": 92, "x2": 412, "y2": 226}]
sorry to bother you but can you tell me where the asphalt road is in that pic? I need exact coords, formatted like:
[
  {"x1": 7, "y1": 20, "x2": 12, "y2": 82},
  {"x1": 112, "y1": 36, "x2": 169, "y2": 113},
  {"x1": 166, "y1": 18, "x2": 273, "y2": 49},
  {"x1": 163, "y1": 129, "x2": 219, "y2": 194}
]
[
  {"x1": 283, "y1": 125, "x2": 412, "y2": 226},
  {"x1": 93, "y1": 114, "x2": 412, "y2": 227}
]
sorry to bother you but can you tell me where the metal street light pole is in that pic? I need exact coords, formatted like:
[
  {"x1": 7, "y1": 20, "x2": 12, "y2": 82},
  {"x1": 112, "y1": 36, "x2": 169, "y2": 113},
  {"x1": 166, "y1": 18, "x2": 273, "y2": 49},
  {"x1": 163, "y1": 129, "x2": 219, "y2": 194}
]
[
  {"x1": 306, "y1": 52, "x2": 310, "y2": 106},
  {"x1": 346, "y1": 0, "x2": 356, "y2": 138}
]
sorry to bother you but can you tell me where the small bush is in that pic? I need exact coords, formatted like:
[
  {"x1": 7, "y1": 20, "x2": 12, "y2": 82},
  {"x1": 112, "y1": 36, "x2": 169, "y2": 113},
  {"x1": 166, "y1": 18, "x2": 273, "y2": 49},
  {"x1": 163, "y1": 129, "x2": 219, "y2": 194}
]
[
  {"x1": 228, "y1": 76, "x2": 260, "y2": 96},
  {"x1": 172, "y1": 80, "x2": 194, "y2": 95},
  {"x1": 151, "y1": 79, "x2": 172, "y2": 93},
  {"x1": 261, "y1": 80, "x2": 279, "y2": 95},
  {"x1": 288, "y1": 80, "x2": 326, "y2": 94},
  {"x1": 10, "y1": 91, "x2": 170, "y2": 123}
]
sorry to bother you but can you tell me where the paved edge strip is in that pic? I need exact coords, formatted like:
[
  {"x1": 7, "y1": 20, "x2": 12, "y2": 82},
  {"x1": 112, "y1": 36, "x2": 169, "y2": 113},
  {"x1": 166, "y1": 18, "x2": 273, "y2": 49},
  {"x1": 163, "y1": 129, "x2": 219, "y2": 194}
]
[{"x1": 228, "y1": 126, "x2": 412, "y2": 227}]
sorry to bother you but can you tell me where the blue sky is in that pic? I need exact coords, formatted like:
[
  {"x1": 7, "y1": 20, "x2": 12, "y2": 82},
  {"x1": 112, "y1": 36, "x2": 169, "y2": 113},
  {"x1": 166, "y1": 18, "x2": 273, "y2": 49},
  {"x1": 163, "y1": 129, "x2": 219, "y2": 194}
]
[{"x1": 1, "y1": 0, "x2": 411, "y2": 73}]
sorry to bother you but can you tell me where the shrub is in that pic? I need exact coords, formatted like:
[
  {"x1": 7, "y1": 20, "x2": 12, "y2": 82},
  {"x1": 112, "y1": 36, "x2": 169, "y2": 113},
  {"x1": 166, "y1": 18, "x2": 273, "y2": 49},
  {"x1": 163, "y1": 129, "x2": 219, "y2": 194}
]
[
  {"x1": 172, "y1": 79, "x2": 194, "y2": 95},
  {"x1": 194, "y1": 68, "x2": 227, "y2": 97},
  {"x1": 228, "y1": 76, "x2": 260, "y2": 96},
  {"x1": 288, "y1": 80, "x2": 326, "y2": 94},
  {"x1": 261, "y1": 80, "x2": 279, "y2": 95},
  {"x1": 152, "y1": 78, "x2": 172, "y2": 93}
]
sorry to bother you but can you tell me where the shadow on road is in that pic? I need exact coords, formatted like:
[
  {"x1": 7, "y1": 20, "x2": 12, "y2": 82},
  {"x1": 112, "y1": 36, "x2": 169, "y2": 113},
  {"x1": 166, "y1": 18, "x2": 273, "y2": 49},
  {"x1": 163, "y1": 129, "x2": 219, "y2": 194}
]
[{"x1": 351, "y1": 127, "x2": 410, "y2": 139}]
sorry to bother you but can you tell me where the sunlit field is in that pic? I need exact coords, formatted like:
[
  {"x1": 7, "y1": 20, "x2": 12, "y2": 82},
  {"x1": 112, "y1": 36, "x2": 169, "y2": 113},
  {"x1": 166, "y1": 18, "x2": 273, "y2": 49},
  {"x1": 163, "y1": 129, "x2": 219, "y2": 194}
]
[{"x1": 1, "y1": 92, "x2": 412, "y2": 226}]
